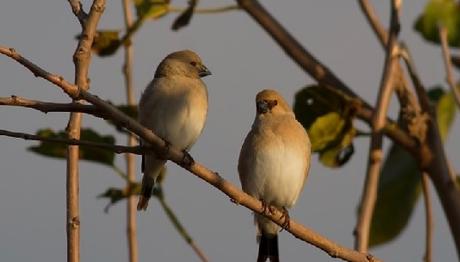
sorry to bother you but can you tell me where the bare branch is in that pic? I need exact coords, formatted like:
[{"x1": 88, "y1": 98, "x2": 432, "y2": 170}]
[
  {"x1": 355, "y1": 0, "x2": 401, "y2": 252},
  {"x1": 68, "y1": 0, "x2": 88, "y2": 26},
  {"x1": 157, "y1": 189, "x2": 209, "y2": 262},
  {"x1": 358, "y1": 0, "x2": 425, "y2": 143},
  {"x1": 438, "y1": 25, "x2": 460, "y2": 109},
  {"x1": 0, "y1": 129, "x2": 143, "y2": 154},
  {"x1": 421, "y1": 172, "x2": 433, "y2": 262},
  {"x1": 0, "y1": 46, "x2": 381, "y2": 262},
  {"x1": 66, "y1": 1, "x2": 106, "y2": 261},
  {"x1": 400, "y1": 42, "x2": 460, "y2": 260},
  {"x1": 121, "y1": 1, "x2": 139, "y2": 261},
  {"x1": 0, "y1": 95, "x2": 105, "y2": 116}
]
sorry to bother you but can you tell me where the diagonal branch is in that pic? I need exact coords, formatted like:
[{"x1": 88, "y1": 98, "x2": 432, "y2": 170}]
[
  {"x1": 354, "y1": 0, "x2": 402, "y2": 252},
  {"x1": 0, "y1": 129, "x2": 143, "y2": 154},
  {"x1": 400, "y1": 43, "x2": 460, "y2": 260},
  {"x1": 0, "y1": 95, "x2": 105, "y2": 117},
  {"x1": 68, "y1": 0, "x2": 88, "y2": 27},
  {"x1": 438, "y1": 25, "x2": 460, "y2": 109},
  {"x1": 0, "y1": 46, "x2": 381, "y2": 262}
]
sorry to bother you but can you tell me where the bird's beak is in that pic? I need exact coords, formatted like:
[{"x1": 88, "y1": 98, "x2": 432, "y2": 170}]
[
  {"x1": 256, "y1": 101, "x2": 269, "y2": 114},
  {"x1": 256, "y1": 100, "x2": 277, "y2": 114},
  {"x1": 198, "y1": 65, "x2": 212, "y2": 78}
]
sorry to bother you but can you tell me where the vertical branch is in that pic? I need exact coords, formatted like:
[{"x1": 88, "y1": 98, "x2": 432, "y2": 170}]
[
  {"x1": 401, "y1": 44, "x2": 460, "y2": 260},
  {"x1": 358, "y1": 0, "x2": 424, "y2": 142},
  {"x1": 421, "y1": 172, "x2": 433, "y2": 262},
  {"x1": 121, "y1": 0, "x2": 139, "y2": 261},
  {"x1": 354, "y1": 0, "x2": 402, "y2": 253},
  {"x1": 66, "y1": 1, "x2": 106, "y2": 262},
  {"x1": 438, "y1": 25, "x2": 460, "y2": 109}
]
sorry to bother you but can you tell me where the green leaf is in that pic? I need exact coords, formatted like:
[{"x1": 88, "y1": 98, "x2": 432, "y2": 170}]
[
  {"x1": 294, "y1": 85, "x2": 356, "y2": 168},
  {"x1": 319, "y1": 125, "x2": 356, "y2": 168},
  {"x1": 133, "y1": 0, "x2": 170, "y2": 20},
  {"x1": 436, "y1": 88, "x2": 457, "y2": 140},
  {"x1": 92, "y1": 30, "x2": 121, "y2": 57},
  {"x1": 98, "y1": 183, "x2": 141, "y2": 213},
  {"x1": 369, "y1": 144, "x2": 421, "y2": 246},
  {"x1": 369, "y1": 87, "x2": 457, "y2": 247},
  {"x1": 452, "y1": 55, "x2": 460, "y2": 70},
  {"x1": 308, "y1": 112, "x2": 345, "y2": 152},
  {"x1": 28, "y1": 128, "x2": 116, "y2": 166},
  {"x1": 414, "y1": 0, "x2": 460, "y2": 47},
  {"x1": 171, "y1": 0, "x2": 197, "y2": 31}
]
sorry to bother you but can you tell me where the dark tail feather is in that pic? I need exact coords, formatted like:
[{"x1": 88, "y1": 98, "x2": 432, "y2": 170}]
[
  {"x1": 137, "y1": 176, "x2": 155, "y2": 211},
  {"x1": 257, "y1": 235, "x2": 279, "y2": 262}
]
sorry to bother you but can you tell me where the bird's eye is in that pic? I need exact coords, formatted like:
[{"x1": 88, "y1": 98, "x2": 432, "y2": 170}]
[{"x1": 190, "y1": 61, "x2": 197, "y2": 66}]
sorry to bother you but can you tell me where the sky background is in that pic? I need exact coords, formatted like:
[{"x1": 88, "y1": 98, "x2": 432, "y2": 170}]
[{"x1": 0, "y1": 0, "x2": 459, "y2": 261}]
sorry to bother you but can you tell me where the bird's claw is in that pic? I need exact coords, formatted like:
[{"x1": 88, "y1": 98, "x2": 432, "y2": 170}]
[
  {"x1": 180, "y1": 150, "x2": 195, "y2": 168},
  {"x1": 158, "y1": 140, "x2": 171, "y2": 160},
  {"x1": 279, "y1": 207, "x2": 290, "y2": 231}
]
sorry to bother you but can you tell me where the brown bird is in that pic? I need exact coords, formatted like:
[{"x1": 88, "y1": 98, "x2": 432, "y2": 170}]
[
  {"x1": 238, "y1": 89, "x2": 311, "y2": 262},
  {"x1": 137, "y1": 50, "x2": 211, "y2": 211}
]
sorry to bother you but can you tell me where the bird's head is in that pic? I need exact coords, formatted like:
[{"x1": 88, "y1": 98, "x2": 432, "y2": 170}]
[
  {"x1": 155, "y1": 50, "x2": 211, "y2": 79},
  {"x1": 255, "y1": 89, "x2": 291, "y2": 115}
]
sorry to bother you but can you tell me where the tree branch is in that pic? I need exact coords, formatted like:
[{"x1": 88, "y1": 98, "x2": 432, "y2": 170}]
[
  {"x1": 357, "y1": 0, "x2": 425, "y2": 142},
  {"x1": 421, "y1": 172, "x2": 433, "y2": 262},
  {"x1": 0, "y1": 129, "x2": 143, "y2": 154},
  {"x1": 354, "y1": 0, "x2": 401, "y2": 252},
  {"x1": 67, "y1": 1, "x2": 105, "y2": 262},
  {"x1": 0, "y1": 95, "x2": 105, "y2": 116},
  {"x1": 438, "y1": 25, "x2": 460, "y2": 109},
  {"x1": 400, "y1": 43, "x2": 460, "y2": 260},
  {"x1": 121, "y1": 1, "x2": 139, "y2": 261},
  {"x1": 0, "y1": 46, "x2": 381, "y2": 262},
  {"x1": 68, "y1": 0, "x2": 88, "y2": 27}
]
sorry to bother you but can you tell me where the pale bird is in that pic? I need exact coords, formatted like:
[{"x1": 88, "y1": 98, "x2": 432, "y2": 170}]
[
  {"x1": 238, "y1": 89, "x2": 311, "y2": 262},
  {"x1": 137, "y1": 50, "x2": 211, "y2": 211}
]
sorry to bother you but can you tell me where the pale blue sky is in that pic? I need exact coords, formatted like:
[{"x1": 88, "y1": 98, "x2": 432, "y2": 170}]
[{"x1": 0, "y1": 0, "x2": 459, "y2": 261}]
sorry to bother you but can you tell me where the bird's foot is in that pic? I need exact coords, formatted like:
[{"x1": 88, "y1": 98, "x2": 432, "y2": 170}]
[
  {"x1": 279, "y1": 207, "x2": 290, "y2": 231},
  {"x1": 259, "y1": 199, "x2": 275, "y2": 215},
  {"x1": 180, "y1": 149, "x2": 195, "y2": 168},
  {"x1": 158, "y1": 140, "x2": 171, "y2": 160}
]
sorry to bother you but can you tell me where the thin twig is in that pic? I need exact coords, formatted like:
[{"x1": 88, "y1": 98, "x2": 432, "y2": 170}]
[
  {"x1": 358, "y1": 0, "x2": 425, "y2": 142},
  {"x1": 68, "y1": 0, "x2": 88, "y2": 26},
  {"x1": 121, "y1": 0, "x2": 139, "y2": 261},
  {"x1": 0, "y1": 129, "x2": 143, "y2": 154},
  {"x1": 0, "y1": 95, "x2": 105, "y2": 117},
  {"x1": 421, "y1": 172, "x2": 433, "y2": 262},
  {"x1": 66, "y1": 2, "x2": 105, "y2": 261},
  {"x1": 355, "y1": 0, "x2": 401, "y2": 253},
  {"x1": 169, "y1": 4, "x2": 240, "y2": 14},
  {"x1": 157, "y1": 190, "x2": 209, "y2": 262},
  {"x1": 438, "y1": 25, "x2": 460, "y2": 109},
  {"x1": 0, "y1": 46, "x2": 381, "y2": 262}
]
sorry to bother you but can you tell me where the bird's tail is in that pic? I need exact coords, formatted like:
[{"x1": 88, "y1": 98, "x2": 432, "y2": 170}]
[
  {"x1": 137, "y1": 175, "x2": 155, "y2": 211},
  {"x1": 137, "y1": 157, "x2": 165, "y2": 211},
  {"x1": 257, "y1": 234, "x2": 279, "y2": 262}
]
